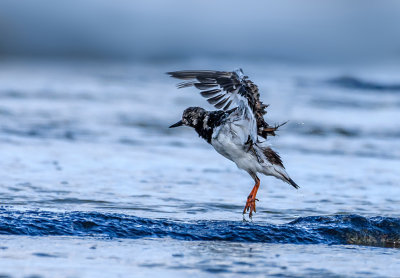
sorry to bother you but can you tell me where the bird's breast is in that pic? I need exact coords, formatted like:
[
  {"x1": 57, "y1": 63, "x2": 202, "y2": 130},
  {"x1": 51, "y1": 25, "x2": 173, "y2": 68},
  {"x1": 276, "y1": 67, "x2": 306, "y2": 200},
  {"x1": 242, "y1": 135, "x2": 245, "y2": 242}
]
[{"x1": 211, "y1": 123, "x2": 250, "y2": 162}]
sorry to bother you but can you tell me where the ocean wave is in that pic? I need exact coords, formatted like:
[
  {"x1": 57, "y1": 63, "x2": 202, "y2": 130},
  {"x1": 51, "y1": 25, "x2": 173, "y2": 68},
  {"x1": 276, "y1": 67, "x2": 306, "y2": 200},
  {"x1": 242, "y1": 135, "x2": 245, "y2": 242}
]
[
  {"x1": 328, "y1": 76, "x2": 400, "y2": 92},
  {"x1": 1, "y1": 209, "x2": 399, "y2": 248}
]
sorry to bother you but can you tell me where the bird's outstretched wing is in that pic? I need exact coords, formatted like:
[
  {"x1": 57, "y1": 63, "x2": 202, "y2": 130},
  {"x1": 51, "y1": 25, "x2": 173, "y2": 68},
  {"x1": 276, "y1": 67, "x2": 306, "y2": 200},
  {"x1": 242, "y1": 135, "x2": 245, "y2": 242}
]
[{"x1": 167, "y1": 69, "x2": 282, "y2": 139}]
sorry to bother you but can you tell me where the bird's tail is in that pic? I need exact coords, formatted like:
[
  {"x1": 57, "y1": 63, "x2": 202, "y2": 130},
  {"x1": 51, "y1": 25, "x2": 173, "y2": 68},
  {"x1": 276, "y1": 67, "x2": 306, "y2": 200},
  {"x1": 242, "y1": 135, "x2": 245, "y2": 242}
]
[
  {"x1": 254, "y1": 144, "x2": 300, "y2": 189},
  {"x1": 275, "y1": 168, "x2": 300, "y2": 189},
  {"x1": 284, "y1": 176, "x2": 300, "y2": 189}
]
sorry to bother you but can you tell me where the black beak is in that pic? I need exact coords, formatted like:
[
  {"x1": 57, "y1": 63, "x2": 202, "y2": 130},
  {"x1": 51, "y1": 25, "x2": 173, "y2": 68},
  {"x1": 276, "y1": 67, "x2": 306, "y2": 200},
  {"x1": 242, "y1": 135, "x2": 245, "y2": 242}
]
[{"x1": 169, "y1": 120, "x2": 183, "y2": 128}]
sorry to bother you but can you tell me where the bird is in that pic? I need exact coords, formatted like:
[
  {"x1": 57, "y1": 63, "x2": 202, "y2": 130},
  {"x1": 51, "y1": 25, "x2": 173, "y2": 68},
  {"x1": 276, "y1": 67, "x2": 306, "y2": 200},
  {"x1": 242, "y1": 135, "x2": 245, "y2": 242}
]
[{"x1": 167, "y1": 68, "x2": 299, "y2": 219}]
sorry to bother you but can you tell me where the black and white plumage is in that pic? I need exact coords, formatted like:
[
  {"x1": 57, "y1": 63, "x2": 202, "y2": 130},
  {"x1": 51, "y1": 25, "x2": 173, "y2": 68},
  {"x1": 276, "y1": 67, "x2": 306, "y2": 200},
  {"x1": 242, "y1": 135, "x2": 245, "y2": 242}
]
[{"x1": 168, "y1": 69, "x2": 298, "y2": 219}]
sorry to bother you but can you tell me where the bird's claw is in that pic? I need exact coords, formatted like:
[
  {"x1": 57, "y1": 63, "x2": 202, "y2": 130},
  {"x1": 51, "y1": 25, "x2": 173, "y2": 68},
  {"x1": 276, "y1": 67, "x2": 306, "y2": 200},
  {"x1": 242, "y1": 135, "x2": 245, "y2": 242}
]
[{"x1": 243, "y1": 195, "x2": 258, "y2": 218}]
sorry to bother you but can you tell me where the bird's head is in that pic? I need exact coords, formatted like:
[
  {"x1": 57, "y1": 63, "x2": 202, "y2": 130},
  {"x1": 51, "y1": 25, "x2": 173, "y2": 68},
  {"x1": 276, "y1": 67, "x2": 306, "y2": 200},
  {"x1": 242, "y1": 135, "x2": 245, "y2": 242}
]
[{"x1": 169, "y1": 107, "x2": 206, "y2": 128}]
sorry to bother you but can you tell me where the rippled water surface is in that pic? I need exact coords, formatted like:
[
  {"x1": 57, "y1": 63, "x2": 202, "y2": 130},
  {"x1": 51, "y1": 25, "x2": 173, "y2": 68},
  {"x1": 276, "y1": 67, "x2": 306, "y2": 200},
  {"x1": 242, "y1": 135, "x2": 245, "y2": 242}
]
[{"x1": 0, "y1": 60, "x2": 399, "y2": 277}]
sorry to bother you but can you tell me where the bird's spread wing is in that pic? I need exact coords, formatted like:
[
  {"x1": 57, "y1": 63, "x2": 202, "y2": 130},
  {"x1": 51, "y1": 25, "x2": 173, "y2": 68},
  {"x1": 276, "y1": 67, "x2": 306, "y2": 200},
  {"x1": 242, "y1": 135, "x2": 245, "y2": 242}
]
[
  {"x1": 167, "y1": 69, "x2": 283, "y2": 139},
  {"x1": 167, "y1": 69, "x2": 250, "y2": 111}
]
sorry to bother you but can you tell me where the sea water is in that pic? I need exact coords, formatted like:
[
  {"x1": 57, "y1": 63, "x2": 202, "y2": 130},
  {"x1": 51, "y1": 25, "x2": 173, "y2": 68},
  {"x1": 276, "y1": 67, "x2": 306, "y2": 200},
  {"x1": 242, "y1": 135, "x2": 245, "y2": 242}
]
[{"x1": 0, "y1": 59, "x2": 399, "y2": 277}]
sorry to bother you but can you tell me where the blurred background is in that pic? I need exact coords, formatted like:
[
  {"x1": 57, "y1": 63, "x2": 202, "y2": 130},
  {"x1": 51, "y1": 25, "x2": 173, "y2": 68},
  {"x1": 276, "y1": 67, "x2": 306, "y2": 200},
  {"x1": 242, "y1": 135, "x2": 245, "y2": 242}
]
[
  {"x1": 1, "y1": 0, "x2": 400, "y2": 64},
  {"x1": 0, "y1": 1, "x2": 400, "y2": 277}
]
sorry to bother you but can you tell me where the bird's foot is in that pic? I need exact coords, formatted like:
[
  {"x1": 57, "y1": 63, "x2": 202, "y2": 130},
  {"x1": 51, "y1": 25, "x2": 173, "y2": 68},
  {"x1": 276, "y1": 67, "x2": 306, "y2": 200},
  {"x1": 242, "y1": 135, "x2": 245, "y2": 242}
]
[{"x1": 243, "y1": 195, "x2": 259, "y2": 219}]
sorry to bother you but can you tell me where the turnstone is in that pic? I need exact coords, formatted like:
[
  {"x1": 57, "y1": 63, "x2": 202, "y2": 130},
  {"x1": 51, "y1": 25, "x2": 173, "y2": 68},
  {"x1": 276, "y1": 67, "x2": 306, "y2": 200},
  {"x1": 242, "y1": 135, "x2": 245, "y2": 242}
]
[{"x1": 168, "y1": 69, "x2": 299, "y2": 219}]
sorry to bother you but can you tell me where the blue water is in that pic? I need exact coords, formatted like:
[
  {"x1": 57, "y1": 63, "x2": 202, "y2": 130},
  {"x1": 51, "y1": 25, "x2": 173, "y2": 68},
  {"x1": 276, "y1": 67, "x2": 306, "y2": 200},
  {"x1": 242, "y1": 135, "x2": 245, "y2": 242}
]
[
  {"x1": 0, "y1": 60, "x2": 399, "y2": 277},
  {"x1": 1, "y1": 210, "x2": 400, "y2": 248}
]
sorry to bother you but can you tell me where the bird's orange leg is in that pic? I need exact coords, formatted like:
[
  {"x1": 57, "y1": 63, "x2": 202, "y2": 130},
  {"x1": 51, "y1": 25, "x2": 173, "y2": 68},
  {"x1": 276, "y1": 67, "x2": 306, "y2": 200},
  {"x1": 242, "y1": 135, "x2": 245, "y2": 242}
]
[{"x1": 243, "y1": 177, "x2": 260, "y2": 218}]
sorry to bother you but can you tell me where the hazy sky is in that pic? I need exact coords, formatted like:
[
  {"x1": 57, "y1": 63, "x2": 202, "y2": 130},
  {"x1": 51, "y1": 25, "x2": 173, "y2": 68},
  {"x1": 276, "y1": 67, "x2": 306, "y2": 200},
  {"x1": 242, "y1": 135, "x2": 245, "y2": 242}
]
[{"x1": 0, "y1": 0, "x2": 399, "y2": 64}]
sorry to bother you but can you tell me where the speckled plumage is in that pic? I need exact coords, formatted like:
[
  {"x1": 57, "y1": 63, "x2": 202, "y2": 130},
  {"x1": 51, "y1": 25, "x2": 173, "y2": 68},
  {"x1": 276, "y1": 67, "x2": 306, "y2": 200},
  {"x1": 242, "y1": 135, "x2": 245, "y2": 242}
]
[
  {"x1": 168, "y1": 69, "x2": 281, "y2": 139},
  {"x1": 178, "y1": 107, "x2": 237, "y2": 144},
  {"x1": 168, "y1": 68, "x2": 298, "y2": 219}
]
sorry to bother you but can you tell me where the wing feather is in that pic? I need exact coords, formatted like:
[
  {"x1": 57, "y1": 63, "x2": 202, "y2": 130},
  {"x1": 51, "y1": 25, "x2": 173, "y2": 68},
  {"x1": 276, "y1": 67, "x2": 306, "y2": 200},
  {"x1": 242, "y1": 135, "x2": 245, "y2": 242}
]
[
  {"x1": 223, "y1": 99, "x2": 233, "y2": 111},
  {"x1": 214, "y1": 98, "x2": 229, "y2": 109},
  {"x1": 207, "y1": 94, "x2": 226, "y2": 105},
  {"x1": 194, "y1": 83, "x2": 217, "y2": 90},
  {"x1": 167, "y1": 69, "x2": 283, "y2": 139},
  {"x1": 200, "y1": 89, "x2": 221, "y2": 97}
]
